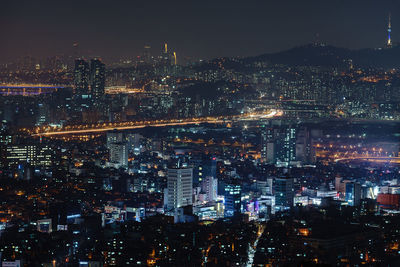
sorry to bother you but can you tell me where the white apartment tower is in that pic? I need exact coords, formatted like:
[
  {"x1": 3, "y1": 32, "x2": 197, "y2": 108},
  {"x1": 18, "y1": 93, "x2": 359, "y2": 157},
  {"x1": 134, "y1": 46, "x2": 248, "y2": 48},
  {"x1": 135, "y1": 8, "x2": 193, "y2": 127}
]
[{"x1": 167, "y1": 168, "x2": 193, "y2": 211}]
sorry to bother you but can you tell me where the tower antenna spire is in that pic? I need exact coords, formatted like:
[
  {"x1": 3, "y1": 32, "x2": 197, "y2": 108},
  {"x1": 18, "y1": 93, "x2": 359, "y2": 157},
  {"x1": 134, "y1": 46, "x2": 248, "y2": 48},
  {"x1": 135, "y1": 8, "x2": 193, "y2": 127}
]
[{"x1": 387, "y1": 13, "x2": 392, "y2": 48}]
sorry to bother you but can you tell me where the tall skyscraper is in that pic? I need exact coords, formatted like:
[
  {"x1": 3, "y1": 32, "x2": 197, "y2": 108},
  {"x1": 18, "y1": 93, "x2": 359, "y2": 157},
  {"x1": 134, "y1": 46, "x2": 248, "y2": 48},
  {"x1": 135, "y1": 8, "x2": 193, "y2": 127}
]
[
  {"x1": 275, "y1": 177, "x2": 294, "y2": 209},
  {"x1": 160, "y1": 42, "x2": 172, "y2": 75},
  {"x1": 224, "y1": 181, "x2": 241, "y2": 217},
  {"x1": 261, "y1": 124, "x2": 298, "y2": 166},
  {"x1": 143, "y1": 45, "x2": 152, "y2": 64},
  {"x1": 167, "y1": 167, "x2": 193, "y2": 211},
  {"x1": 295, "y1": 127, "x2": 314, "y2": 164},
  {"x1": 90, "y1": 58, "x2": 105, "y2": 101},
  {"x1": 36, "y1": 103, "x2": 49, "y2": 126},
  {"x1": 260, "y1": 125, "x2": 275, "y2": 163},
  {"x1": 387, "y1": 13, "x2": 392, "y2": 48},
  {"x1": 162, "y1": 42, "x2": 170, "y2": 64},
  {"x1": 74, "y1": 59, "x2": 90, "y2": 97},
  {"x1": 275, "y1": 126, "x2": 297, "y2": 166}
]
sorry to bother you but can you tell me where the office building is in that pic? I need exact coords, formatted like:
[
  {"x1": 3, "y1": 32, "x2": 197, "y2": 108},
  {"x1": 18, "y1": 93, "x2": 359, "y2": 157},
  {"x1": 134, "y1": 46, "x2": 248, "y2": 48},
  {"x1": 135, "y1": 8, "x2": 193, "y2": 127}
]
[
  {"x1": 36, "y1": 103, "x2": 49, "y2": 126},
  {"x1": 275, "y1": 177, "x2": 294, "y2": 209},
  {"x1": 167, "y1": 167, "x2": 193, "y2": 211},
  {"x1": 5, "y1": 144, "x2": 53, "y2": 168},
  {"x1": 37, "y1": 218, "x2": 52, "y2": 233},
  {"x1": 224, "y1": 182, "x2": 241, "y2": 217},
  {"x1": 345, "y1": 182, "x2": 361, "y2": 206}
]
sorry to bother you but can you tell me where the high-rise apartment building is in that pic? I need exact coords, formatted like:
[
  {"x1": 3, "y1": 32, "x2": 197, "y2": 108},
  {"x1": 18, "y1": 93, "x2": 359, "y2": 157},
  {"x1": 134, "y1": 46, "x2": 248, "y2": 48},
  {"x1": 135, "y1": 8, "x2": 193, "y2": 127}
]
[
  {"x1": 261, "y1": 124, "x2": 298, "y2": 166},
  {"x1": 90, "y1": 58, "x2": 105, "y2": 101},
  {"x1": 109, "y1": 142, "x2": 128, "y2": 169},
  {"x1": 74, "y1": 59, "x2": 90, "y2": 98},
  {"x1": 106, "y1": 130, "x2": 125, "y2": 149},
  {"x1": 260, "y1": 125, "x2": 275, "y2": 163},
  {"x1": 167, "y1": 167, "x2": 193, "y2": 211},
  {"x1": 276, "y1": 127, "x2": 297, "y2": 165}
]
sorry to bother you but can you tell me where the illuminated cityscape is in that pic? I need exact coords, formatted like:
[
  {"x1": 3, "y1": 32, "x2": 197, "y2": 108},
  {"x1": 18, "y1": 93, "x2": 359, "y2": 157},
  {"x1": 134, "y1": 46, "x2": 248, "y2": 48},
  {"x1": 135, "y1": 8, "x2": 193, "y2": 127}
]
[{"x1": 0, "y1": 1, "x2": 400, "y2": 266}]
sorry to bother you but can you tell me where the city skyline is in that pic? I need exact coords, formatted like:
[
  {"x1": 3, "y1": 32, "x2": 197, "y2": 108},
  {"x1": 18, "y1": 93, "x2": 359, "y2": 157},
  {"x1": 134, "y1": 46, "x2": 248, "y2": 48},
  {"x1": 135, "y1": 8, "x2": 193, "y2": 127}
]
[
  {"x1": 0, "y1": 0, "x2": 399, "y2": 63},
  {"x1": 2, "y1": 1, "x2": 400, "y2": 266}
]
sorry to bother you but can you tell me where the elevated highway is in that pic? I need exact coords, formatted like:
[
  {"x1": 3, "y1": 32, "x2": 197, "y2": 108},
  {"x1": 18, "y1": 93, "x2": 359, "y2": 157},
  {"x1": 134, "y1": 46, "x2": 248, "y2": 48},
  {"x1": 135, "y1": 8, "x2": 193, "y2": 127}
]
[
  {"x1": 29, "y1": 109, "x2": 282, "y2": 136},
  {"x1": 334, "y1": 156, "x2": 400, "y2": 163}
]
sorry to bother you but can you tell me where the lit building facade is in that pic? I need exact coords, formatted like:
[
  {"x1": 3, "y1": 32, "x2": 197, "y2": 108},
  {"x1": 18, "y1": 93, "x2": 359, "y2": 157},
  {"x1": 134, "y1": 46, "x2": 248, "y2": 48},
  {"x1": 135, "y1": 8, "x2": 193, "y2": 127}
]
[
  {"x1": 201, "y1": 176, "x2": 218, "y2": 202},
  {"x1": 224, "y1": 182, "x2": 241, "y2": 217},
  {"x1": 108, "y1": 142, "x2": 128, "y2": 168},
  {"x1": 5, "y1": 144, "x2": 53, "y2": 168},
  {"x1": 90, "y1": 58, "x2": 105, "y2": 101},
  {"x1": 275, "y1": 177, "x2": 294, "y2": 209},
  {"x1": 74, "y1": 59, "x2": 90, "y2": 98},
  {"x1": 167, "y1": 167, "x2": 193, "y2": 211}
]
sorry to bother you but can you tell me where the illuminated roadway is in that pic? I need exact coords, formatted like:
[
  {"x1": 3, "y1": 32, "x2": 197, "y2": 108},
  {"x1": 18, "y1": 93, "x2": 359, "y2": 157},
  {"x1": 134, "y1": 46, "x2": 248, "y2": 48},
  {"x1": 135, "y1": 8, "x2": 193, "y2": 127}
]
[
  {"x1": 246, "y1": 224, "x2": 265, "y2": 267},
  {"x1": 30, "y1": 110, "x2": 282, "y2": 136},
  {"x1": 334, "y1": 156, "x2": 400, "y2": 163}
]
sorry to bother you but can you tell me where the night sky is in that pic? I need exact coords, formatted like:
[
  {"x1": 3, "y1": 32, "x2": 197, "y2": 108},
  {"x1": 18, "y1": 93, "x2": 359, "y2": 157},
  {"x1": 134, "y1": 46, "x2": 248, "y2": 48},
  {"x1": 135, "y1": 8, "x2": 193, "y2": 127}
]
[{"x1": 1, "y1": 0, "x2": 399, "y2": 63}]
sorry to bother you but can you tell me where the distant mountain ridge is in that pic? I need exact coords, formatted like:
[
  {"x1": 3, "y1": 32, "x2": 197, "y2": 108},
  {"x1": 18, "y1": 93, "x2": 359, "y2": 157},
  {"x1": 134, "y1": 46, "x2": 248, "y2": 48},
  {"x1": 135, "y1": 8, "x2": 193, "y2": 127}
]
[{"x1": 247, "y1": 44, "x2": 400, "y2": 69}]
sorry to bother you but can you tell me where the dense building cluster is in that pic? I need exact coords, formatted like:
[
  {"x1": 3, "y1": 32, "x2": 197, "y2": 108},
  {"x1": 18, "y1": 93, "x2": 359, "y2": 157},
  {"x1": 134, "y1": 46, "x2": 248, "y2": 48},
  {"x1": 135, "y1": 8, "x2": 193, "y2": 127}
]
[
  {"x1": 1, "y1": 44, "x2": 400, "y2": 131},
  {"x1": 0, "y1": 115, "x2": 400, "y2": 265},
  {"x1": 0, "y1": 41, "x2": 400, "y2": 266}
]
